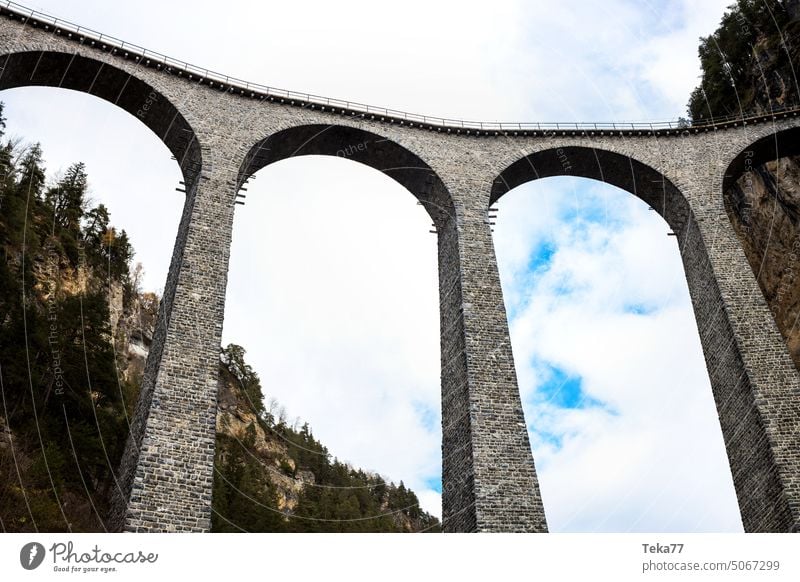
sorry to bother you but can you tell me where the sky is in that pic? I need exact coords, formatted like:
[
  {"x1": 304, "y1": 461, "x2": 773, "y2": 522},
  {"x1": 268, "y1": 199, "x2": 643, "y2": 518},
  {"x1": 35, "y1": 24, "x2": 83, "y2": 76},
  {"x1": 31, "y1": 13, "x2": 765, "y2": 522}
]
[{"x1": 0, "y1": 0, "x2": 745, "y2": 530}]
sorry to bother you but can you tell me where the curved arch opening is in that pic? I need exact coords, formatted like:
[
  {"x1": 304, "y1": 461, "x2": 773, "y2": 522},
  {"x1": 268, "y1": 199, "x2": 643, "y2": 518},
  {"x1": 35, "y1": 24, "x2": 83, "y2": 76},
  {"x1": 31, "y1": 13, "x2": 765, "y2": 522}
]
[
  {"x1": 492, "y1": 146, "x2": 691, "y2": 230},
  {"x1": 0, "y1": 51, "x2": 201, "y2": 178},
  {"x1": 723, "y1": 127, "x2": 800, "y2": 192},
  {"x1": 492, "y1": 153, "x2": 742, "y2": 532},
  {"x1": 240, "y1": 124, "x2": 454, "y2": 225},
  {"x1": 0, "y1": 83, "x2": 186, "y2": 531},
  {"x1": 220, "y1": 152, "x2": 442, "y2": 531}
]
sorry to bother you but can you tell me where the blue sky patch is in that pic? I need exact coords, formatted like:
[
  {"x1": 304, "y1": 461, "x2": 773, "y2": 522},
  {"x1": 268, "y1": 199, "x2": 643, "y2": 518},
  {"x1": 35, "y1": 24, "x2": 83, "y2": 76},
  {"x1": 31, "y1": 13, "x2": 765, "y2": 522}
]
[
  {"x1": 413, "y1": 401, "x2": 438, "y2": 432},
  {"x1": 535, "y1": 363, "x2": 603, "y2": 410},
  {"x1": 532, "y1": 429, "x2": 564, "y2": 450},
  {"x1": 624, "y1": 302, "x2": 658, "y2": 316},
  {"x1": 425, "y1": 476, "x2": 443, "y2": 494},
  {"x1": 527, "y1": 241, "x2": 556, "y2": 273}
]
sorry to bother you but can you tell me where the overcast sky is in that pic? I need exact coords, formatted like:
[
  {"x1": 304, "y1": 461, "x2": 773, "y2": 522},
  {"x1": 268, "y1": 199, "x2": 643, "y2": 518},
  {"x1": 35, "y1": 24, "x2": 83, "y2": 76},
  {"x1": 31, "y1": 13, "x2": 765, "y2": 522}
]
[{"x1": 1, "y1": 0, "x2": 744, "y2": 530}]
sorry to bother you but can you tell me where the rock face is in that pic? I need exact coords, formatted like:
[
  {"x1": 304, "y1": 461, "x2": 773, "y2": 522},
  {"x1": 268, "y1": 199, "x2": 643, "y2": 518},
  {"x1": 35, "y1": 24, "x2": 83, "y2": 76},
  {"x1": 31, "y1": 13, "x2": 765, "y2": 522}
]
[
  {"x1": 215, "y1": 372, "x2": 307, "y2": 513},
  {"x1": 212, "y1": 357, "x2": 440, "y2": 532},
  {"x1": 112, "y1": 288, "x2": 158, "y2": 389},
  {"x1": 728, "y1": 157, "x2": 800, "y2": 370}
]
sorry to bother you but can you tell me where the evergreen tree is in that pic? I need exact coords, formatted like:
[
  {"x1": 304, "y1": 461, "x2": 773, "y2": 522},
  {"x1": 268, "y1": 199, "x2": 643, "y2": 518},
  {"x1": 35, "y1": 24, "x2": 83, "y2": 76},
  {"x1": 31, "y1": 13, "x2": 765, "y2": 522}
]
[
  {"x1": 220, "y1": 344, "x2": 265, "y2": 416},
  {"x1": 688, "y1": 0, "x2": 796, "y2": 120},
  {"x1": 0, "y1": 104, "x2": 134, "y2": 531},
  {"x1": 46, "y1": 162, "x2": 87, "y2": 233},
  {"x1": 83, "y1": 204, "x2": 109, "y2": 247}
]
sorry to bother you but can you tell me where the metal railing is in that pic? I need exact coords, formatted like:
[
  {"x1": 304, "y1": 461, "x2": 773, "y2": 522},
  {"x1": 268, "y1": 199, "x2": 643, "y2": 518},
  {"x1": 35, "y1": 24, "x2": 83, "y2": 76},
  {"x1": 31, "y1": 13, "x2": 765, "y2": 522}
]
[{"x1": 2, "y1": 0, "x2": 800, "y2": 133}]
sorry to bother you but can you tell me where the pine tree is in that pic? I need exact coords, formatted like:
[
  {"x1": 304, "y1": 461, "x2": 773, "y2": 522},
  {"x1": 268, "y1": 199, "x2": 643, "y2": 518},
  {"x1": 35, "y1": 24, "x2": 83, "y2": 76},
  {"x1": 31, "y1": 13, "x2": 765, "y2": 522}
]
[
  {"x1": 46, "y1": 162, "x2": 87, "y2": 233},
  {"x1": 0, "y1": 103, "x2": 134, "y2": 531},
  {"x1": 688, "y1": 0, "x2": 795, "y2": 120}
]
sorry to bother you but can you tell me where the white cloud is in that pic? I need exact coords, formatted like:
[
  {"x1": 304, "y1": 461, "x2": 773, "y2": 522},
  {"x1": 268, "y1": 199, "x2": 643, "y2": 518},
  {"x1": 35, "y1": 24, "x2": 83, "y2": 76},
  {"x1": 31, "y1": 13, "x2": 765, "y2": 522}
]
[
  {"x1": 494, "y1": 181, "x2": 742, "y2": 531},
  {"x1": 223, "y1": 157, "x2": 442, "y2": 515},
  {"x1": 497, "y1": 0, "x2": 732, "y2": 121}
]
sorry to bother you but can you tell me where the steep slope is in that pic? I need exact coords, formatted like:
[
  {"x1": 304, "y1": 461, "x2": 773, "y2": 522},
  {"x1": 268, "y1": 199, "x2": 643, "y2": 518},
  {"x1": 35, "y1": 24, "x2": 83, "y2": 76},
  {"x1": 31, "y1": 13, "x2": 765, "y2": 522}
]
[{"x1": 213, "y1": 345, "x2": 440, "y2": 532}]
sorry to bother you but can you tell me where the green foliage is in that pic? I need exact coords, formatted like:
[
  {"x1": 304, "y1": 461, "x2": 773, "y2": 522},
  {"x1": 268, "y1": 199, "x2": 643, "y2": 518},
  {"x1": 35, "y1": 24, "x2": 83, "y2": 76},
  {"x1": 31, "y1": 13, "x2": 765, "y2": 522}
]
[
  {"x1": 213, "y1": 350, "x2": 441, "y2": 533},
  {"x1": 282, "y1": 436, "x2": 438, "y2": 532},
  {"x1": 45, "y1": 163, "x2": 87, "y2": 236},
  {"x1": 220, "y1": 344, "x2": 264, "y2": 416},
  {"x1": 0, "y1": 102, "x2": 135, "y2": 532},
  {"x1": 212, "y1": 434, "x2": 288, "y2": 532},
  {"x1": 688, "y1": 0, "x2": 796, "y2": 120}
]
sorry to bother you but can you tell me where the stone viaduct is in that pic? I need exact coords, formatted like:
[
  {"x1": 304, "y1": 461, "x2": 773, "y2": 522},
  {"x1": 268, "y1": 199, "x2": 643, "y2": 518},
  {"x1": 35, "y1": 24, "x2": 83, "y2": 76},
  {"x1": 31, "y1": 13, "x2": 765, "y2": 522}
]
[{"x1": 1, "y1": 2, "x2": 799, "y2": 533}]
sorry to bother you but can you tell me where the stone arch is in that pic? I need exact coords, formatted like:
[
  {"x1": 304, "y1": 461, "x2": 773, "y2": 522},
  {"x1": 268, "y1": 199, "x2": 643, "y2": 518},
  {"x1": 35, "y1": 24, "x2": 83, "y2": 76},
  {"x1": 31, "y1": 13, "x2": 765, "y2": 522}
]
[
  {"x1": 0, "y1": 50, "x2": 202, "y2": 183},
  {"x1": 491, "y1": 145, "x2": 691, "y2": 230},
  {"x1": 722, "y1": 125, "x2": 800, "y2": 192},
  {"x1": 239, "y1": 124, "x2": 454, "y2": 224},
  {"x1": 233, "y1": 123, "x2": 456, "y2": 525},
  {"x1": 488, "y1": 144, "x2": 799, "y2": 531}
]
